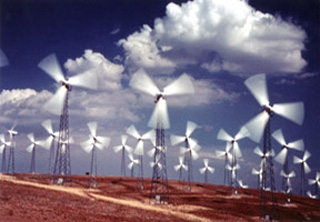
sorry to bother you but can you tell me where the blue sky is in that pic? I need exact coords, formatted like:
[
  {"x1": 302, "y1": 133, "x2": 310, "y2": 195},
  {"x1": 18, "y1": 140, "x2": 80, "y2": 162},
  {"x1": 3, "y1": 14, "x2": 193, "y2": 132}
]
[{"x1": 0, "y1": 0, "x2": 319, "y2": 194}]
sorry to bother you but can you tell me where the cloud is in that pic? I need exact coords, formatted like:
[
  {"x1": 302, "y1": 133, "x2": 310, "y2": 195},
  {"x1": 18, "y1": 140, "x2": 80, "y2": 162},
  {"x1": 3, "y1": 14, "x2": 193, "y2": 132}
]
[{"x1": 119, "y1": 0, "x2": 307, "y2": 75}]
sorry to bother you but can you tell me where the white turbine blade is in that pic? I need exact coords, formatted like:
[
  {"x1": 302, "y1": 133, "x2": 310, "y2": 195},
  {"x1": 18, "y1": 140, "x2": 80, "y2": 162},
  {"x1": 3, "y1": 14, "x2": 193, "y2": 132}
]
[
  {"x1": 303, "y1": 150, "x2": 311, "y2": 161},
  {"x1": 304, "y1": 162, "x2": 311, "y2": 174},
  {"x1": 178, "y1": 156, "x2": 184, "y2": 164},
  {"x1": 272, "y1": 102, "x2": 304, "y2": 125},
  {"x1": 217, "y1": 129, "x2": 233, "y2": 141},
  {"x1": 287, "y1": 139, "x2": 304, "y2": 151},
  {"x1": 203, "y1": 158, "x2": 209, "y2": 167},
  {"x1": 128, "y1": 162, "x2": 134, "y2": 170},
  {"x1": 215, "y1": 150, "x2": 226, "y2": 158},
  {"x1": 199, "y1": 167, "x2": 206, "y2": 174},
  {"x1": 0, "y1": 134, "x2": 5, "y2": 143},
  {"x1": 272, "y1": 129, "x2": 286, "y2": 146},
  {"x1": 207, "y1": 166, "x2": 214, "y2": 174},
  {"x1": 41, "y1": 119, "x2": 54, "y2": 135},
  {"x1": 44, "y1": 86, "x2": 68, "y2": 115},
  {"x1": 38, "y1": 53, "x2": 65, "y2": 83},
  {"x1": 275, "y1": 148, "x2": 288, "y2": 165},
  {"x1": 148, "y1": 97, "x2": 170, "y2": 129},
  {"x1": 126, "y1": 125, "x2": 141, "y2": 140},
  {"x1": 233, "y1": 142, "x2": 242, "y2": 158},
  {"x1": 174, "y1": 164, "x2": 181, "y2": 171},
  {"x1": 134, "y1": 140, "x2": 144, "y2": 156},
  {"x1": 26, "y1": 144, "x2": 34, "y2": 153},
  {"x1": 36, "y1": 140, "x2": 49, "y2": 150},
  {"x1": 121, "y1": 135, "x2": 128, "y2": 145},
  {"x1": 0, "y1": 49, "x2": 9, "y2": 67},
  {"x1": 316, "y1": 172, "x2": 320, "y2": 180},
  {"x1": 147, "y1": 148, "x2": 155, "y2": 157},
  {"x1": 150, "y1": 162, "x2": 156, "y2": 168},
  {"x1": 129, "y1": 68, "x2": 160, "y2": 97},
  {"x1": 191, "y1": 150, "x2": 199, "y2": 160},
  {"x1": 170, "y1": 134, "x2": 185, "y2": 146},
  {"x1": 69, "y1": 137, "x2": 74, "y2": 144},
  {"x1": 309, "y1": 179, "x2": 316, "y2": 185},
  {"x1": 142, "y1": 129, "x2": 155, "y2": 141},
  {"x1": 243, "y1": 111, "x2": 270, "y2": 143},
  {"x1": 252, "y1": 168, "x2": 259, "y2": 175},
  {"x1": 95, "y1": 143, "x2": 104, "y2": 151},
  {"x1": 163, "y1": 73, "x2": 194, "y2": 96},
  {"x1": 87, "y1": 121, "x2": 97, "y2": 137},
  {"x1": 180, "y1": 147, "x2": 188, "y2": 155},
  {"x1": 42, "y1": 136, "x2": 54, "y2": 150},
  {"x1": 244, "y1": 73, "x2": 269, "y2": 107},
  {"x1": 253, "y1": 146, "x2": 264, "y2": 157},
  {"x1": 113, "y1": 145, "x2": 123, "y2": 153},
  {"x1": 124, "y1": 145, "x2": 133, "y2": 153},
  {"x1": 0, "y1": 145, "x2": 4, "y2": 153},
  {"x1": 68, "y1": 70, "x2": 98, "y2": 90},
  {"x1": 225, "y1": 142, "x2": 232, "y2": 153},
  {"x1": 288, "y1": 171, "x2": 296, "y2": 178},
  {"x1": 293, "y1": 156, "x2": 303, "y2": 164},
  {"x1": 83, "y1": 145, "x2": 93, "y2": 153},
  {"x1": 27, "y1": 133, "x2": 35, "y2": 143},
  {"x1": 235, "y1": 126, "x2": 250, "y2": 140},
  {"x1": 96, "y1": 136, "x2": 110, "y2": 148},
  {"x1": 226, "y1": 164, "x2": 232, "y2": 171},
  {"x1": 186, "y1": 121, "x2": 197, "y2": 138}
]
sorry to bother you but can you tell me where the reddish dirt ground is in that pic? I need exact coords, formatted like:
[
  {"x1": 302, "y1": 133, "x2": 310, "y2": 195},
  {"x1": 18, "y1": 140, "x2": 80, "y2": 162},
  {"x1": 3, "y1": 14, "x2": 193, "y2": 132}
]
[{"x1": 0, "y1": 174, "x2": 319, "y2": 222}]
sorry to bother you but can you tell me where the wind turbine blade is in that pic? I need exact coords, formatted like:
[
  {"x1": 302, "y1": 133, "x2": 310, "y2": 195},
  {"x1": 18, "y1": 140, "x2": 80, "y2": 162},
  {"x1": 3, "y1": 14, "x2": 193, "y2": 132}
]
[
  {"x1": 129, "y1": 68, "x2": 160, "y2": 97},
  {"x1": 38, "y1": 53, "x2": 65, "y2": 83},
  {"x1": 272, "y1": 102, "x2": 304, "y2": 125},
  {"x1": 233, "y1": 142, "x2": 242, "y2": 158},
  {"x1": 186, "y1": 121, "x2": 197, "y2": 138},
  {"x1": 113, "y1": 145, "x2": 123, "y2": 153},
  {"x1": 126, "y1": 125, "x2": 141, "y2": 140},
  {"x1": 0, "y1": 49, "x2": 9, "y2": 67},
  {"x1": 96, "y1": 136, "x2": 110, "y2": 148},
  {"x1": 41, "y1": 119, "x2": 54, "y2": 135},
  {"x1": 142, "y1": 129, "x2": 155, "y2": 140},
  {"x1": 68, "y1": 70, "x2": 98, "y2": 90},
  {"x1": 174, "y1": 164, "x2": 181, "y2": 171},
  {"x1": 180, "y1": 147, "x2": 188, "y2": 155},
  {"x1": 303, "y1": 150, "x2": 311, "y2": 161},
  {"x1": 217, "y1": 129, "x2": 233, "y2": 141},
  {"x1": 215, "y1": 150, "x2": 226, "y2": 158},
  {"x1": 0, "y1": 145, "x2": 4, "y2": 153},
  {"x1": 289, "y1": 171, "x2": 296, "y2": 178},
  {"x1": 308, "y1": 179, "x2": 316, "y2": 185},
  {"x1": 128, "y1": 162, "x2": 134, "y2": 170},
  {"x1": 244, "y1": 73, "x2": 269, "y2": 107},
  {"x1": 134, "y1": 140, "x2": 144, "y2": 156},
  {"x1": 293, "y1": 156, "x2": 302, "y2": 164},
  {"x1": 287, "y1": 139, "x2": 304, "y2": 151},
  {"x1": 243, "y1": 111, "x2": 270, "y2": 143},
  {"x1": 148, "y1": 98, "x2": 170, "y2": 129},
  {"x1": 191, "y1": 150, "x2": 199, "y2": 160},
  {"x1": 163, "y1": 73, "x2": 194, "y2": 96},
  {"x1": 95, "y1": 143, "x2": 105, "y2": 151},
  {"x1": 304, "y1": 162, "x2": 311, "y2": 174},
  {"x1": 272, "y1": 129, "x2": 286, "y2": 146},
  {"x1": 44, "y1": 86, "x2": 68, "y2": 115},
  {"x1": 26, "y1": 144, "x2": 34, "y2": 153},
  {"x1": 207, "y1": 166, "x2": 215, "y2": 174},
  {"x1": 252, "y1": 168, "x2": 259, "y2": 175},
  {"x1": 124, "y1": 145, "x2": 133, "y2": 153},
  {"x1": 83, "y1": 145, "x2": 93, "y2": 153},
  {"x1": 121, "y1": 135, "x2": 128, "y2": 145},
  {"x1": 27, "y1": 133, "x2": 35, "y2": 143},
  {"x1": 80, "y1": 139, "x2": 92, "y2": 150},
  {"x1": 170, "y1": 135, "x2": 185, "y2": 146},
  {"x1": 147, "y1": 148, "x2": 155, "y2": 157},
  {"x1": 87, "y1": 122, "x2": 97, "y2": 137},
  {"x1": 275, "y1": 148, "x2": 288, "y2": 165},
  {"x1": 253, "y1": 146, "x2": 264, "y2": 157},
  {"x1": 203, "y1": 158, "x2": 209, "y2": 167},
  {"x1": 199, "y1": 167, "x2": 206, "y2": 174},
  {"x1": 235, "y1": 127, "x2": 250, "y2": 140}
]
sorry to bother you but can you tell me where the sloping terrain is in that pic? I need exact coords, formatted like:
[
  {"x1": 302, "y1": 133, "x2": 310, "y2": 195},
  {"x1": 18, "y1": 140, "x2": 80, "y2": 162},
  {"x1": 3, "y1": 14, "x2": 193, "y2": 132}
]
[{"x1": 0, "y1": 174, "x2": 319, "y2": 222}]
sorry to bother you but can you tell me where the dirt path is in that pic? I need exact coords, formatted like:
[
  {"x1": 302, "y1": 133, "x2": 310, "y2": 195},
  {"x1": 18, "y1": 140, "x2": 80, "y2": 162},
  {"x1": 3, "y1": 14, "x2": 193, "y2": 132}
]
[{"x1": 0, "y1": 174, "x2": 210, "y2": 222}]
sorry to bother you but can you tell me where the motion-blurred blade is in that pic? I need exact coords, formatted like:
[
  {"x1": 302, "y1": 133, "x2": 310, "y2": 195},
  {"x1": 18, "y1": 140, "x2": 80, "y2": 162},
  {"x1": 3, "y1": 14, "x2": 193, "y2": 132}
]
[
  {"x1": 207, "y1": 166, "x2": 214, "y2": 174},
  {"x1": 44, "y1": 86, "x2": 68, "y2": 115},
  {"x1": 235, "y1": 127, "x2": 250, "y2": 140},
  {"x1": 41, "y1": 119, "x2": 54, "y2": 135},
  {"x1": 87, "y1": 121, "x2": 97, "y2": 137},
  {"x1": 170, "y1": 134, "x2": 185, "y2": 146},
  {"x1": 233, "y1": 142, "x2": 242, "y2": 158},
  {"x1": 275, "y1": 148, "x2": 288, "y2": 165},
  {"x1": 272, "y1": 129, "x2": 286, "y2": 146},
  {"x1": 113, "y1": 145, "x2": 123, "y2": 153},
  {"x1": 287, "y1": 139, "x2": 304, "y2": 151},
  {"x1": 129, "y1": 68, "x2": 160, "y2": 96},
  {"x1": 244, "y1": 73, "x2": 269, "y2": 107},
  {"x1": 215, "y1": 150, "x2": 226, "y2": 158},
  {"x1": 0, "y1": 134, "x2": 4, "y2": 143},
  {"x1": 186, "y1": 121, "x2": 197, "y2": 138},
  {"x1": 147, "y1": 148, "x2": 155, "y2": 157},
  {"x1": 203, "y1": 158, "x2": 209, "y2": 167},
  {"x1": 293, "y1": 156, "x2": 302, "y2": 164},
  {"x1": 304, "y1": 162, "x2": 311, "y2": 174},
  {"x1": 199, "y1": 167, "x2": 206, "y2": 174},
  {"x1": 80, "y1": 139, "x2": 93, "y2": 150},
  {"x1": 27, "y1": 133, "x2": 35, "y2": 143},
  {"x1": 38, "y1": 53, "x2": 65, "y2": 83},
  {"x1": 288, "y1": 171, "x2": 296, "y2": 178},
  {"x1": 272, "y1": 102, "x2": 304, "y2": 125},
  {"x1": 308, "y1": 179, "x2": 316, "y2": 185},
  {"x1": 142, "y1": 129, "x2": 155, "y2": 141},
  {"x1": 252, "y1": 168, "x2": 260, "y2": 175},
  {"x1": 26, "y1": 144, "x2": 34, "y2": 153},
  {"x1": 96, "y1": 136, "x2": 110, "y2": 148},
  {"x1": 243, "y1": 111, "x2": 270, "y2": 143},
  {"x1": 128, "y1": 162, "x2": 134, "y2": 170},
  {"x1": 191, "y1": 150, "x2": 199, "y2": 160},
  {"x1": 163, "y1": 73, "x2": 194, "y2": 96},
  {"x1": 148, "y1": 98, "x2": 170, "y2": 129},
  {"x1": 121, "y1": 135, "x2": 128, "y2": 145},
  {"x1": 83, "y1": 145, "x2": 93, "y2": 153},
  {"x1": 303, "y1": 150, "x2": 311, "y2": 161},
  {"x1": 0, "y1": 49, "x2": 9, "y2": 67},
  {"x1": 124, "y1": 145, "x2": 133, "y2": 153},
  {"x1": 217, "y1": 129, "x2": 233, "y2": 141},
  {"x1": 0, "y1": 144, "x2": 4, "y2": 153},
  {"x1": 254, "y1": 146, "x2": 264, "y2": 157},
  {"x1": 126, "y1": 125, "x2": 141, "y2": 140},
  {"x1": 134, "y1": 140, "x2": 144, "y2": 156},
  {"x1": 68, "y1": 70, "x2": 98, "y2": 90},
  {"x1": 95, "y1": 143, "x2": 104, "y2": 151},
  {"x1": 174, "y1": 164, "x2": 181, "y2": 171}
]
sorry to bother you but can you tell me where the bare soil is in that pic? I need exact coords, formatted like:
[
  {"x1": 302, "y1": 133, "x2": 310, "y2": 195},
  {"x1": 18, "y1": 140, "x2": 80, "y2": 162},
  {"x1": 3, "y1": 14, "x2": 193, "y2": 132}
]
[{"x1": 0, "y1": 174, "x2": 319, "y2": 221}]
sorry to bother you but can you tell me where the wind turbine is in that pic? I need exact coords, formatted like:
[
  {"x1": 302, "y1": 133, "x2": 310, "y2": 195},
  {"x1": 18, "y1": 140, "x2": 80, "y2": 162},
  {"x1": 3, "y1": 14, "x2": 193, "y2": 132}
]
[
  {"x1": 171, "y1": 121, "x2": 199, "y2": 191},
  {"x1": 7, "y1": 124, "x2": 18, "y2": 174},
  {"x1": 253, "y1": 146, "x2": 274, "y2": 190},
  {"x1": 174, "y1": 156, "x2": 188, "y2": 181},
  {"x1": 216, "y1": 144, "x2": 232, "y2": 185},
  {"x1": 26, "y1": 133, "x2": 48, "y2": 174},
  {"x1": 308, "y1": 172, "x2": 320, "y2": 196},
  {"x1": 217, "y1": 127, "x2": 248, "y2": 190},
  {"x1": 129, "y1": 68, "x2": 194, "y2": 203},
  {"x1": 80, "y1": 122, "x2": 110, "y2": 188},
  {"x1": 226, "y1": 163, "x2": 240, "y2": 194},
  {"x1": 244, "y1": 73, "x2": 304, "y2": 220},
  {"x1": 128, "y1": 153, "x2": 139, "y2": 177},
  {"x1": 272, "y1": 129, "x2": 304, "y2": 192},
  {"x1": 252, "y1": 167, "x2": 263, "y2": 189},
  {"x1": 126, "y1": 125, "x2": 154, "y2": 190},
  {"x1": 199, "y1": 159, "x2": 214, "y2": 183},
  {"x1": 0, "y1": 134, "x2": 10, "y2": 173},
  {"x1": 293, "y1": 150, "x2": 311, "y2": 196},
  {"x1": 280, "y1": 170, "x2": 296, "y2": 203},
  {"x1": 38, "y1": 53, "x2": 98, "y2": 184},
  {"x1": 41, "y1": 119, "x2": 59, "y2": 174},
  {"x1": 113, "y1": 135, "x2": 133, "y2": 177}
]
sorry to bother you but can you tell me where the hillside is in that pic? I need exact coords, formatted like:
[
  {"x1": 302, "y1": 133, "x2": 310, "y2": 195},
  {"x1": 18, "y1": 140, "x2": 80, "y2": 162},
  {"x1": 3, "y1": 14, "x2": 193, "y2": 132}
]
[{"x1": 0, "y1": 174, "x2": 319, "y2": 222}]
